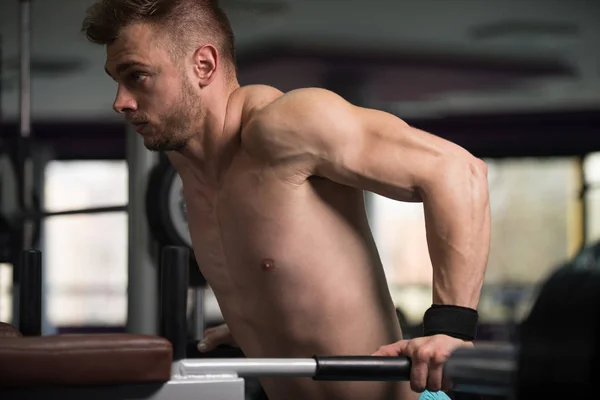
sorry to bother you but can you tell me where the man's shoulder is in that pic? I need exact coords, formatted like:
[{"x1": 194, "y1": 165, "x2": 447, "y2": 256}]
[
  {"x1": 235, "y1": 86, "x2": 353, "y2": 163},
  {"x1": 234, "y1": 86, "x2": 324, "y2": 168},
  {"x1": 234, "y1": 84, "x2": 284, "y2": 122},
  {"x1": 236, "y1": 85, "x2": 340, "y2": 122}
]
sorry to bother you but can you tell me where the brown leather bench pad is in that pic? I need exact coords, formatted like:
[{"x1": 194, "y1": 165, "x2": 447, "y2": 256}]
[
  {"x1": 0, "y1": 334, "x2": 172, "y2": 388},
  {"x1": 0, "y1": 323, "x2": 21, "y2": 339}
]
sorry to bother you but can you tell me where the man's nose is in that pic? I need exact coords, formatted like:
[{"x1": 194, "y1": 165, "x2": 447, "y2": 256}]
[{"x1": 113, "y1": 86, "x2": 137, "y2": 114}]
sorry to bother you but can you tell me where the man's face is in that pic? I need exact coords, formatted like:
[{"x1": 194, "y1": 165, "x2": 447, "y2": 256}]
[{"x1": 105, "y1": 23, "x2": 202, "y2": 152}]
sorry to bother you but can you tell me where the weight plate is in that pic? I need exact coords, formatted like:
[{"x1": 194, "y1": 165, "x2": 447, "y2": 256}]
[
  {"x1": 146, "y1": 159, "x2": 205, "y2": 286},
  {"x1": 166, "y1": 170, "x2": 192, "y2": 248},
  {"x1": 146, "y1": 160, "x2": 192, "y2": 249}
]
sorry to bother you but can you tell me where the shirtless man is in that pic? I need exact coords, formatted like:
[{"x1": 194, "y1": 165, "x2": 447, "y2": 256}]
[{"x1": 82, "y1": 1, "x2": 490, "y2": 399}]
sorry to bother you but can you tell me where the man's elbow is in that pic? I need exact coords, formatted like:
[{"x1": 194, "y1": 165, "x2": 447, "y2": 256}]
[
  {"x1": 426, "y1": 154, "x2": 489, "y2": 195},
  {"x1": 469, "y1": 157, "x2": 488, "y2": 184},
  {"x1": 463, "y1": 156, "x2": 490, "y2": 205}
]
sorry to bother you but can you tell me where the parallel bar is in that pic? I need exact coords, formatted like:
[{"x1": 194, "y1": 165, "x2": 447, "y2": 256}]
[
  {"x1": 35, "y1": 205, "x2": 127, "y2": 218},
  {"x1": 9, "y1": 205, "x2": 128, "y2": 221},
  {"x1": 314, "y1": 356, "x2": 411, "y2": 381},
  {"x1": 179, "y1": 358, "x2": 317, "y2": 378},
  {"x1": 179, "y1": 357, "x2": 411, "y2": 380},
  {"x1": 18, "y1": 249, "x2": 42, "y2": 336},
  {"x1": 444, "y1": 343, "x2": 517, "y2": 396},
  {"x1": 177, "y1": 344, "x2": 517, "y2": 389},
  {"x1": 159, "y1": 246, "x2": 189, "y2": 361}
]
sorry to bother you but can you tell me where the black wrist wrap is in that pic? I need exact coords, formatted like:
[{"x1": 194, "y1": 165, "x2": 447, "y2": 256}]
[{"x1": 422, "y1": 304, "x2": 478, "y2": 341}]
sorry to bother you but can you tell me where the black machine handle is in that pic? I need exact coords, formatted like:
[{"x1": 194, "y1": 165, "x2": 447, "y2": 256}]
[
  {"x1": 18, "y1": 249, "x2": 42, "y2": 336},
  {"x1": 313, "y1": 356, "x2": 411, "y2": 381},
  {"x1": 159, "y1": 246, "x2": 189, "y2": 361}
]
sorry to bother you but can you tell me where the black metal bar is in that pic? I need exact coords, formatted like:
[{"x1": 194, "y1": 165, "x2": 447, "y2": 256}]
[
  {"x1": 19, "y1": 0, "x2": 34, "y2": 249},
  {"x1": 19, "y1": 0, "x2": 31, "y2": 140},
  {"x1": 35, "y1": 205, "x2": 128, "y2": 218},
  {"x1": 159, "y1": 246, "x2": 189, "y2": 361},
  {"x1": 313, "y1": 356, "x2": 411, "y2": 381},
  {"x1": 444, "y1": 343, "x2": 517, "y2": 396},
  {"x1": 18, "y1": 249, "x2": 42, "y2": 336},
  {"x1": 5, "y1": 205, "x2": 128, "y2": 224}
]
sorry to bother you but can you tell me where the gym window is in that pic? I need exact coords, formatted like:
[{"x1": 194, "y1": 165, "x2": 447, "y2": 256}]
[
  {"x1": 0, "y1": 263, "x2": 11, "y2": 322},
  {"x1": 583, "y1": 153, "x2": 600, "y2": 245},
  {"x1": 368, "y1": 156, "x2": 583, "y2": 327},
  {"x1": 42, "y1": 160, "x2": 128, "y2": 330}
]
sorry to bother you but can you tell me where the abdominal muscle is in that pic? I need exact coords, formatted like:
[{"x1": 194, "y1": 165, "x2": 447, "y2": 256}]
[{"x1": 183, "y1": 153, "x2": 418, "y2": 400}]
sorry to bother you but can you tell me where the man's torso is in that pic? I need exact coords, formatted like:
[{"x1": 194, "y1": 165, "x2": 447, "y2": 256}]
[{"x1": 178, "y1": 85, "x2": 416, "y2": 400}]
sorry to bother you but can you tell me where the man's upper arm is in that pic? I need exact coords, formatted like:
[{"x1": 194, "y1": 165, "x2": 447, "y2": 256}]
[{"x1": 244, "y1": 87, "x2": 478, "y2": 201}]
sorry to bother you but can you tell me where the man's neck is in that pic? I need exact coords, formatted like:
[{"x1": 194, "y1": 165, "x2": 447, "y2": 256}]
[{"x1": 168, "y1": 80, "x2": 241, "y2": 187}]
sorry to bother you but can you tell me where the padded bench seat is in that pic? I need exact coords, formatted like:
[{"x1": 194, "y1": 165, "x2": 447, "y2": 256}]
[
  {"x1": 0, "y1": 332, "x2": 172, "y2": 388},
  {"x1": 0, "y1": 323, "x2": 21, "y2": 339}
]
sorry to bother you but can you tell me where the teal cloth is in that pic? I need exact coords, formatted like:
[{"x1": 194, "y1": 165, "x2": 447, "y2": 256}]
[{"x1": 418, "y1": 390, "x2": 451, "y2": 400}]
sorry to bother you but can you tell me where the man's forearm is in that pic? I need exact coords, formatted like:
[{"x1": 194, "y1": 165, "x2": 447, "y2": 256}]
[{"x1": 420, "y1": 159, "x2": 490, "y2": 309}]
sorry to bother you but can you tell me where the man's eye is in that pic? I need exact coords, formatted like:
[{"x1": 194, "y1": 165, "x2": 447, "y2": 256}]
[{"x1": 128, "y1": 72, "x2": 146, "y2": 84}]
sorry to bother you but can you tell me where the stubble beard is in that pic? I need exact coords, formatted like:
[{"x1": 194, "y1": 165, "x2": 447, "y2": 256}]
[{"x1": 144, "y1": 79, "x2": 202, "y2": 153}]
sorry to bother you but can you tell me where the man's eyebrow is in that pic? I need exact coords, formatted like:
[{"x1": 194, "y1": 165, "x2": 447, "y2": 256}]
[{"x1": 104, "y1": 61, "x2": 150, "y2": 78}]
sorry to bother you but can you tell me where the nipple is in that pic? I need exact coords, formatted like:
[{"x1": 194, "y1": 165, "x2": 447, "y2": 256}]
[{"x1": 261, "y1": 258, "x2": 276, "y2": 271}]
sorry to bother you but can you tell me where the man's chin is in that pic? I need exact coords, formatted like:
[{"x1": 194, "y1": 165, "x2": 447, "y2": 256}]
[
  {"x1": 142, "y1": 136, "x2": 166, "y2": 152},
  {"x1": 143, "y1": 137, "x2": 187, "y2": 152}
]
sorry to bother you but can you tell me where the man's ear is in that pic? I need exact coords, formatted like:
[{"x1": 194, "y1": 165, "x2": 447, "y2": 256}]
[{"x1": 192, "y1": 44, "x2": 219, "y2": 86}]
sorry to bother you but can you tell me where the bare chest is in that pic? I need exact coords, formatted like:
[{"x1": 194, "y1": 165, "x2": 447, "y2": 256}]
[
  {"x1": 181, "y1": 154, "x2": 367, "y2": 295},
  {"x1": 183, "y1": 155, "x2": 299, "y2": 284}
]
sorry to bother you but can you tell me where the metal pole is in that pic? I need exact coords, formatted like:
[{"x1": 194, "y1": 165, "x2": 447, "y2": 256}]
[
  {"x1": 180, "y1": 355, "x2": 413, "y2": 381},
  {"x1": 18, "y1": 249, "x2": 41, "y2": 336},
  {"x1": 126, "y1": 130, "x2": 159, "y2": 334},
  {"x1": 36, "y1": 144, "x2": 56, "y2": 335},
  {"x1": 159, "y1": 246, "x2": 189, "y2": 361},
  {"x1": 179, "y1": 356, "x2": 413, "y2": 381},
  {"x1": 12, "y1": 0, "x2": 34, "y2": 328},
  {"x1": 192, "y1": 287, "x2": 206, "y2": 341},
  {"x1": 19, "y1": 0, "x2": 34, "y2": 249},
  {"x1": 178, "y1": 358, "x2": 318, "y2": 378}
]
